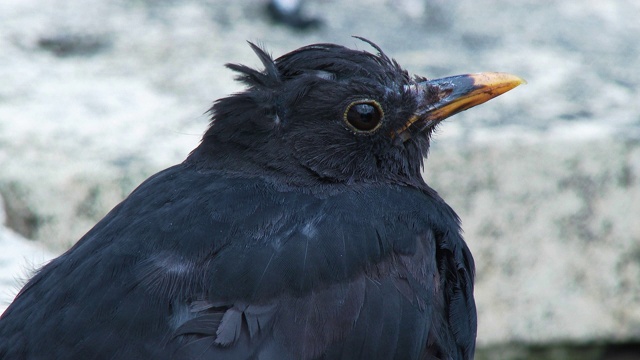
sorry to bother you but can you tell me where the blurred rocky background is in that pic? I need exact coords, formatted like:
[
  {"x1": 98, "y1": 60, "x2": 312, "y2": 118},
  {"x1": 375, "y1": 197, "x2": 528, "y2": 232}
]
[{"x1": 0, "y1": 0, "x2": 638, "y2": 359}]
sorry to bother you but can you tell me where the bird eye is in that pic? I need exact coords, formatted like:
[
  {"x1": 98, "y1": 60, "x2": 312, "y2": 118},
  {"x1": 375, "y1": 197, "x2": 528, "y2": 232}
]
[{"x1": 343, "y1": 100, "x2": 384, "y2": 132}]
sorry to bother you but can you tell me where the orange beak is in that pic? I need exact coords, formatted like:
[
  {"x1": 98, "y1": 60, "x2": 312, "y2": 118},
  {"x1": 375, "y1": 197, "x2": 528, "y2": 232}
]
[{"x1": 396, "y1": 72, "x2": 525, "y2": 138}]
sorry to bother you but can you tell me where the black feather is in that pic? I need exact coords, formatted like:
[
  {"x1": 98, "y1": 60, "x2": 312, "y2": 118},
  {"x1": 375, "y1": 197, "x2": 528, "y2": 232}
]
[{"x1": 225, "y1": 41, "x2": 280, "y2": 88}]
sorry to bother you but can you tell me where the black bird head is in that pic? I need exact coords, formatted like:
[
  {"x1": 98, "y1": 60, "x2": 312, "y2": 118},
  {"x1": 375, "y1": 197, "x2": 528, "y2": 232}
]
[{"x1": 191, "y1": 38, "x2": 523, "y2": 188}]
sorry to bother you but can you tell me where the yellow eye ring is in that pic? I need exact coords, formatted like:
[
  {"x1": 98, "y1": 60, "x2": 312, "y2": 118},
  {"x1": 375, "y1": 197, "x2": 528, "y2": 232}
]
[{"x1": 343, "y1": 99, "x2": 384, "y2": 133}]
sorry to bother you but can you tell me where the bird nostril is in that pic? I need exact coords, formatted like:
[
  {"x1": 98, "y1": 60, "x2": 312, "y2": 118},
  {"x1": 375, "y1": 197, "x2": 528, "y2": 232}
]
[{"x1": 438, "y1": 89, "x2": 453, "y2": 100}]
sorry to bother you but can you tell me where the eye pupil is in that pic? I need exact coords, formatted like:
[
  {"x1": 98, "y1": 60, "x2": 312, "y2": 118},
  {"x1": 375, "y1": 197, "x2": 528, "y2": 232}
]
[{"x1": 345, "y1": 101, "x2": 383, "y2": 132}]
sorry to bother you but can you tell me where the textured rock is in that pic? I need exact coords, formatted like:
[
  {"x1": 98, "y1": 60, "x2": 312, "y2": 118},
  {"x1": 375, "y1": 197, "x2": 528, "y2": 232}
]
[
  {"x1": 427, "y1": 137, "x2": 640, "y2": 345},
  {"x1": 0, "y1": 0, "x2": 639, "y2": 352},
  {"x1": 0, "y1": 196, "x2": 54, "y2": 314}
]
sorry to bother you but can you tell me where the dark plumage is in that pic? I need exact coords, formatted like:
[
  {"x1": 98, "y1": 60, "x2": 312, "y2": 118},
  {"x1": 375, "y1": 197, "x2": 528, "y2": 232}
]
[{"x1": 0, "y1": 39, "x2": 522, "y2": 359}]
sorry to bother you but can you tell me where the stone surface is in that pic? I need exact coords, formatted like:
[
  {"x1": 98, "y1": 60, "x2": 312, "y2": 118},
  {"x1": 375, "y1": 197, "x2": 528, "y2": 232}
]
[
  {"x1": 0, "y1": 196, "x2": 54, "y2": 313},
  {"x1": 0, "y1": 0, "x2": 639, "y2": 352},
  {"x1": 427, "y1": 138, "x2": 640, "y2": 345}
]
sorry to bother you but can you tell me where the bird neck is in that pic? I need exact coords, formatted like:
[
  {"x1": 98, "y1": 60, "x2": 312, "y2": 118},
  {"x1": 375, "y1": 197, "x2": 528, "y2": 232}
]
[
  {"x1": 185, "y1": 138, "x2": 323, "y2": 186},
  {"x1": 186, "y1": 138, "x2": 428, "y2": 193}
]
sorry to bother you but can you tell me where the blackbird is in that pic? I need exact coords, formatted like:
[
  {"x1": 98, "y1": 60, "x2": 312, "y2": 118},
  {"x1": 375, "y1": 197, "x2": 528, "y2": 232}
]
[{"x1": 0, "y1": 38, "x2": 522, "y2": 359}]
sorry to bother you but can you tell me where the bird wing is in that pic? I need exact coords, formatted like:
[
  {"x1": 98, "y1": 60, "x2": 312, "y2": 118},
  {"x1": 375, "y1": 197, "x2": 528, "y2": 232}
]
[{"x1": 0, "y1": 164, "x2": 475, "y2": 359}]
